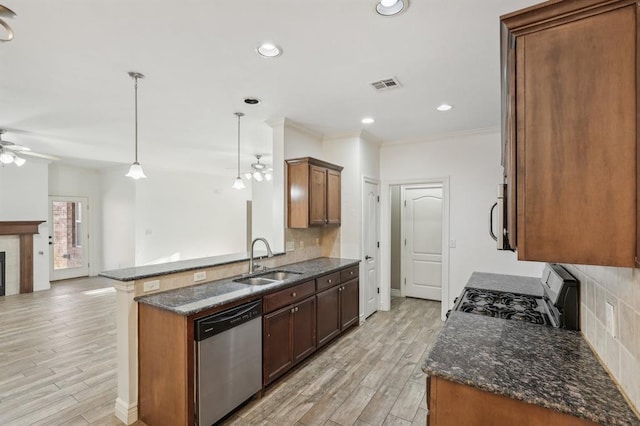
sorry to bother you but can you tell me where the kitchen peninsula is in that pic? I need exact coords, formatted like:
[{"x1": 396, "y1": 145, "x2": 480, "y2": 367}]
[{"x1": 103, "y1": 256, "x2": 360, "y2": 426}]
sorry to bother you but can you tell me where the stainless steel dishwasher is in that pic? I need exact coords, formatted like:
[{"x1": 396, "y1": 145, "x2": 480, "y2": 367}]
[{"x1": 194, "y1": 299, "x2": 262, "y2": 425}]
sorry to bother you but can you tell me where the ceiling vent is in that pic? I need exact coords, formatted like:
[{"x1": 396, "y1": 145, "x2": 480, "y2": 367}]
[{"x1": 371, "y1": 77, "x2": 401, "y2": 91}]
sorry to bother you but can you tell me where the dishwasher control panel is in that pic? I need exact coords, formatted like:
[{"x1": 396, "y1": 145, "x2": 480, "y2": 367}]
[{"x1": 194, "y1": 299, "x2": 262, "y2": 341}]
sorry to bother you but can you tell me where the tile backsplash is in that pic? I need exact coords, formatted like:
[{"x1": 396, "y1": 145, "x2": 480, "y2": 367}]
[{"x1": 564, "y1": 264, "x2": 640, "y2": 412}]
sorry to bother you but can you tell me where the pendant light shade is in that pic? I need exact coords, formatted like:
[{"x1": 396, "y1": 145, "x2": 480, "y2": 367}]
[
  {"x1": 232, "y1": 112, "x2": 245, "y2": 190},
  {"x1": 126, "y1": 71, "x2": 147, "y2": 179}
]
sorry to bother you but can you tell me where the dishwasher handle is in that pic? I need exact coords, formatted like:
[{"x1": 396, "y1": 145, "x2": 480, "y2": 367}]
[{"x1": 195, "y1": 299, "x2": 262, "y2": 341}]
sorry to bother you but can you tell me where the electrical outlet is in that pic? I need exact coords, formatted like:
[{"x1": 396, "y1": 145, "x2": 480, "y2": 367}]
[
  {"x1": 143, "y1": 280, "x2": 160, "y2": 292},
  {"x1": 606, "y1": 301, "x2": 616, "y2": 337},
  {"x1": 286, "y1": 241, "x2": 295, "y2": 252},
  {"x1": 315, "y1": 238, "x2": 320, "y2": 245},
  {"x1": 299, "y1": 240, "x2": 305, "y2": 248},
  {"x1": 449, "y1": 240, "x2": 456, "y2": 248},
  {"x1": 194, "y1": 271, "x2": 207, "y2": 282}
]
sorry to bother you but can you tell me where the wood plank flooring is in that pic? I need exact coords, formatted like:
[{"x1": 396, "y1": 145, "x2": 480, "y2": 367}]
[
  {"x1": 224, "y1": 296, "x2": 443, "y2": 426},
  {"x1": 0, "y1": 277, "x2": 442, "y2": 426}
]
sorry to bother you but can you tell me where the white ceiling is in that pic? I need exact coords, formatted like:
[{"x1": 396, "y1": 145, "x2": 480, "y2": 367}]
[{"x1": 0, "y1": 0, "x2": 539, "y2": 175}]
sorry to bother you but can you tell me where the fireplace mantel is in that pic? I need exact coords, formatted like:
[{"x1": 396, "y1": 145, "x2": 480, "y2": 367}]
[{"x1": 0, "y1": 221, "x2": 45, "y2": 294}]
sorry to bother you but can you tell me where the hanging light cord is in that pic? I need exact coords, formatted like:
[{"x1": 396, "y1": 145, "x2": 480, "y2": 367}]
[
  {"x1": 134, "y1": 75, "x2": 139, "y2": 163},
  {"x1": 235, "y1": 112, "x2": 244, "y2": 177}
]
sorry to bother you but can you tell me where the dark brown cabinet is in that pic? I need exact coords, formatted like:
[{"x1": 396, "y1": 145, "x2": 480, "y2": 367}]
[
  {"x1": 263, "y1": 296, "x2": 316, "y2": 385},
  {"x1": 287, "y1": 157, "x2": 343, "y2": 228},
  {"x1": 501, "y1": 0, "x2": 639, "y2": 267},
  {"x1": 316, "y1": 271, "x2": 360, "y2": 349}
]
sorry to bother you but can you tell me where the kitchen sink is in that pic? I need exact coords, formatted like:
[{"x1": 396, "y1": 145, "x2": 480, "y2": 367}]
[
  {"x1": 233, "y1": 276, "x2": 279, "y2": 286},
  {"x1": 255, "y1": 270, "x2": 302, "y2": 281},
  {"x1": 233, "y1": 270, "x2": 302, "y2": 286}
]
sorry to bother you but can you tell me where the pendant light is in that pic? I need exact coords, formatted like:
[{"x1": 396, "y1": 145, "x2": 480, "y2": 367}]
[
  {"x1": 232, "y1": 112, "x2": 246, "y2": 190},
  {"x1": 125, "y1": 71, "x2": 147, "y2": 179}
]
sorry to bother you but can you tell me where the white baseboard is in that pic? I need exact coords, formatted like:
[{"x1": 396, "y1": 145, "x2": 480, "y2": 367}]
[
  {"x1": 390, "y1": 288, "x2": 401, "y2": 297},
  {"x1": 115, "y1": 398, "x2": 138, "y2": 425}
]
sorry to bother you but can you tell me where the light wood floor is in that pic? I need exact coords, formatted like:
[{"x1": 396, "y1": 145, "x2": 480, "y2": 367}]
[{"x1": 0, "y1": 277, "x2": 442, "y2": 426}]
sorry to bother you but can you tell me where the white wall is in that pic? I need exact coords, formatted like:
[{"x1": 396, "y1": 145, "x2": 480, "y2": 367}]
[
  {"x1": 133, "y1": 169, "x2": 251, "y2": 265},
  {"x1": 380, "y1": 130, "x2": 544, "y2": 310},
  {"x1": 101, "y1": 167, "x2": 136, "y2": 270},
  {"x1": 49, "y1": 163, "x2": 103, "y2": 275},
  {"x1": 0, "y1": 159, "x2": 50, "y2": 291}
]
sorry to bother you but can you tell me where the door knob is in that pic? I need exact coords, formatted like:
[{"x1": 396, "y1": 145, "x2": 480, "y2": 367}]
[{"x1": 365, "y1": 255, "x2": 373, "y2": 260}]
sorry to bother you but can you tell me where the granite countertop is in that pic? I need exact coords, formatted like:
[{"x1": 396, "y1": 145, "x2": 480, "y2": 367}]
[
  {"x1": 99, "y1": 250, "x2": 285, "y2": 281},
  {"x1": 423, "y1": 273, "x2": 640, "y2": 426},
  {"x1": 134, "y1": 257, "x2": 359, "y2": 316},
  {"x1": 465, "y1": 271, "x2": 543, "y2": 296}
]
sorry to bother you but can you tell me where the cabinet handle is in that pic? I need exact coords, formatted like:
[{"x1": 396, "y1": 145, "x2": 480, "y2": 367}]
[
  {"x1": 291, "y1": 308, "x2": 295, "y2": 313},
  {"x1": 292, "y1": 292, "x2": 297, "y2": 297},
  {"x1": 295, "y1": 307, "x2": 299, "y2": 312},
  {"x1": 350, "y1": 271, "x2": 353, "y2": 275},
  {"x1": 328, "y1": 279, "x2": 332, "y2": 284}
]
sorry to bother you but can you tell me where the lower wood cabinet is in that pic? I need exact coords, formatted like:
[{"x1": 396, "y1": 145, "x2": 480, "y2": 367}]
[
  {"x1": 263, "y1": 296, "x2": 316, "y2": 385},
  {"x1": 317, "y1": 277, "x2": 359, "y2": 348},
  {"x1": 427, "y1": 376, "x2": 598, "y2": 426}
]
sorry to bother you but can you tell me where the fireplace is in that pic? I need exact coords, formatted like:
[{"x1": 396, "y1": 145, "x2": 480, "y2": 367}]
[
  {"x1": 0, "y1": 251, "x2": 4, "y2": 297},
  {"x1": 0, "y1": 221, "x2": 45, "y2": 294}
]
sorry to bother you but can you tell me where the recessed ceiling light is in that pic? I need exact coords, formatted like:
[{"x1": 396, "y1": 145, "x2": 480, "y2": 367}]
[
  {"x1": 256, "y1": 42, "x2": 282, "y2": 58},
  {"x1": 244, "y1": 98, "x2": 261, "y2": 105},
  {"x1": 376, "y1": 0, "x2": 407, "y2": 16},
  {"x1": 437, "y1": 104, "x2": 453, "y2": 112},
  {"x1": 362, "y1": 117, "x2": 375, "y2": 124}
]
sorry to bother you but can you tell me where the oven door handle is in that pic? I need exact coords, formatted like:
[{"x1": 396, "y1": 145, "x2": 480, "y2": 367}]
[{"x1": 489, "y1": 202, "x2": 498, "y2": 242}]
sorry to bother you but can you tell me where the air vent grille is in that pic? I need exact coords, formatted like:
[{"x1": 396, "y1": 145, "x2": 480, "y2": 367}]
[{"x1": 371, "y1": 77, "x2": 401, "y2": 91}]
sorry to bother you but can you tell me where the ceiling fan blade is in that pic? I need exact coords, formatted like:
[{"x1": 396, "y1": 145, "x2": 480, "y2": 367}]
[
  {"x1": 20, "y1": 151, "x2": 60, "y2": 161},
  {"x1": 0, "y1": 5, "x2": 16, "y2": 18},
  {"x1": 1, "y1": 143, "x2": 31, "y2": 152}
]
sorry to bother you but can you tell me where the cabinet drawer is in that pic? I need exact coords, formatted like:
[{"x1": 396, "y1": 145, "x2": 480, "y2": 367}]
[
  {"x1": 263, "y1": 280, "x2": 315, "y2": 313},
  {"x1": 340, "y1": 265, "x2": 359, "y2": 282},
  {"x1": 316, "y1": 272, "x2": 341, "y2": 292}
]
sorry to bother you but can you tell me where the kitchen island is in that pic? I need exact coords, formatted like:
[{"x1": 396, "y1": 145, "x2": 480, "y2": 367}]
[{"x1": 423, "y1": 273, "x2": 640, "y2": 426}]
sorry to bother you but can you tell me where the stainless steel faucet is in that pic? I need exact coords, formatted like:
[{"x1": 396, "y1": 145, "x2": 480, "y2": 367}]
[{"x1": 249, "y1": 237, "x2": 274, "y2": 274}]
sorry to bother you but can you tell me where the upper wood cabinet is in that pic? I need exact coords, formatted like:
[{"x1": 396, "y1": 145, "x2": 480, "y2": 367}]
[
  {"x1": 501, "y1": 0, "x2": 639, "y2": 267},
  {"x1": 287, "y1": 157, "x2": 343, "y2": 228}
]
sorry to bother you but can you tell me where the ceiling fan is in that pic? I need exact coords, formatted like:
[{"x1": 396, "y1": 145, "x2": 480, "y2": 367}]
[
  {"x1": 0, "y1": 129, "x2": 58, "y2": 166},
  {"x1": 243, "y1": 155, "x2": 272, "y2": 182},
  {"x1": 0, "y1": 4, "x2": 16, "y2": 42}
]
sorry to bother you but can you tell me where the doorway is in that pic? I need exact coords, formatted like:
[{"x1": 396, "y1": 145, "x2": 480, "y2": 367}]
[
  {"x1": 49, "y1": 196, "x2": 90, "y2": 281},
  {"x1": 388, "y1": 179, "x2": 450, "y2": 317},
  {"x1": 362, "y1": 178, "x2": 380, "y2": 318}
]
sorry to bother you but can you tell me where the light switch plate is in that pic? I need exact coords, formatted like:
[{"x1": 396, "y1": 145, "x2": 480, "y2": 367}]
[
  {"x1": 194, "y1": 271, "x2": 207, "y2": 282},
  {"x1": 286, "y1": 241, "x2": 295, "y2": 252},
  {"x1": 143, "y1": 280, "x2": 160, "y2": 292},
  {"x1": 605, "y1": 301, "x2": 616, "y2": 337}
]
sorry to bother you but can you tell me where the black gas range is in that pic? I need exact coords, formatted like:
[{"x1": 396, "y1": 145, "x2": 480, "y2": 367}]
[{"x1": 450, "y1": 264, "x2": 579, "y2": 330}]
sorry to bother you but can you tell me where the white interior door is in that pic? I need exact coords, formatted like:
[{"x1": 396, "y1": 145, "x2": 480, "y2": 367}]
[
  {"x1": 363, "y1": 180, "x2": 380, "y2": 318},
  {"x1": 403, "y1": 185, "x2": 443, "y2": 301},
  {"x1": 49, "y1": 196, "x2": 90, "y2": 281}
]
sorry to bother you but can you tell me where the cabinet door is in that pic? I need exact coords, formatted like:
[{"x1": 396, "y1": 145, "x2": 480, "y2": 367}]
[
  {"x1": 309, "y1": 165, "x2": 327, "y2": 226},
  {"x1": 515, "y1": 5, "x2": 636, "y2": 266},
  {"x1": 326, "y1": 169, "x2": 341, "y2": 225},
  {"x1": 340, "y1": 278, "x2": 359, "y2": 330},
  {"x1": 293, "y1": 296, "x2": 316, "y2": 364},
  {"x1": 316, "y1": 286, "x2": 341, "y2": 348},
  {"x1": 263, "y1": 306, "x2": 293, "y2": 385}
]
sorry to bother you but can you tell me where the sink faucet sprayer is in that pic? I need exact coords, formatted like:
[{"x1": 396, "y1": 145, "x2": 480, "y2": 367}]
[{"x1": 249, "y1": 237, "x2": 274, "y2": 274}]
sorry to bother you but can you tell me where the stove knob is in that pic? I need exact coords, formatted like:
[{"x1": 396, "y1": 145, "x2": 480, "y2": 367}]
[
  {"x1": 453, "y1": 297, "x2": 458, "y2": 303},
  {"x1": 446, "y1": 309, "x2": 452, "y2": 319}
]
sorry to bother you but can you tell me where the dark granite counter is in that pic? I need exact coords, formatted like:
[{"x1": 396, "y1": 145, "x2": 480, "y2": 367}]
[
  {"x1": 423, "y1": 271, "x2": 640, "y2": 425},
  {"x1": 466, "y1": 271, "x2": 543, "y2": 297},
  {"x1": 99, "y1": 250, "x2": 285, "y2": 281},
  {"x1": 134, "y1": 257, "x2": 359, "y2": 316}
]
